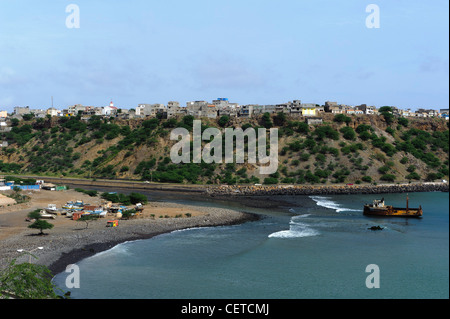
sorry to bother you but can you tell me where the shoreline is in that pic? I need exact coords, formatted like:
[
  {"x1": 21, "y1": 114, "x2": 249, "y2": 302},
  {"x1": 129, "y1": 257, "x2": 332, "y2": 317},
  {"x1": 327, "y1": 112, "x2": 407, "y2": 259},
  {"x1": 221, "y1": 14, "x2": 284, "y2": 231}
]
[
  {"x1": 0, "y1": 188, "x2": 260, "y2": 277},
  {"x1": 46, "y1": 209, "x2": 260, "y2": 276}
]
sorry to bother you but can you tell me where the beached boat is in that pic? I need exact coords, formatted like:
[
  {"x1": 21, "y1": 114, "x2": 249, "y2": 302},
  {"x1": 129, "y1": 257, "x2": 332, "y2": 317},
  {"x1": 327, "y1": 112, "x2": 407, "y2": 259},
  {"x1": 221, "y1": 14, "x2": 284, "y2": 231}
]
[
  {"x1": 135, "y1": 203, "x2": 144, "y2": 212},
  {"x1": 62, "y1": 200, "x2": 84, "y2": 211},
  {"x1": 39, "y1": 210, "x2": 56, "y2": 219},
  {"x1": 363, "y1": 196, "x2": 422, "y2": 218},
  {"x1": 83, "y1": 205, "x2": 108, "y2": 217}
]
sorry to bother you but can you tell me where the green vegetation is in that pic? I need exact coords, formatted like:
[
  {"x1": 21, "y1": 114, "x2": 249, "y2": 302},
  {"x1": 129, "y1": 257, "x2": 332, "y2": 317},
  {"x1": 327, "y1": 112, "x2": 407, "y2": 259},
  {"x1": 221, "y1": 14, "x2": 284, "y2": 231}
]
[
  {"x1": 77, "y1": 214, "x2": 98, "y2": 229},
  {"x1": 100, "y1": 192, "x2": 148, "y2": 205},
  {"x1": 74, "y1": 188, "x2": 98, "y2": 197},
  {"x1": 0, "y1": 113, "x2": 448, "y2": 186},
  {"x1": 378, "y1": 106, "x2": 395, "y2": 125},
  {"x1": 27, "y1": 209, "x2": 54, "y2": 235},
  {"x1": 333, "y1": 114, "x2": 351, "y2": 124},
  {"x1": 0, "y1": 257, "x2": 67, "y2": 299}
]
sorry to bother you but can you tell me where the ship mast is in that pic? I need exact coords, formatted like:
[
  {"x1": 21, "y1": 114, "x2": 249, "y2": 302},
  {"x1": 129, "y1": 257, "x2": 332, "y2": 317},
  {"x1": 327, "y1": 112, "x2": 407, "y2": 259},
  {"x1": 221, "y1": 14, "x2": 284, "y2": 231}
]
[{"x1": 406, "y1": 194, "x2": 409, "y2": 213}]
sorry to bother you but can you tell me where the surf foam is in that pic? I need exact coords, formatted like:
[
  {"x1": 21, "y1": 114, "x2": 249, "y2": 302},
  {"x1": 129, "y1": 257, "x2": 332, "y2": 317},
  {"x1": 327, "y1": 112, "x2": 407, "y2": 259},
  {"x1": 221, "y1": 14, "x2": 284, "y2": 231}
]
[
  {"x1": 269, "y1": 219, "x2": 319, "y2": 239},
  {"x1": 310, "y1": 196, "x2": 360, "y2": 213}
]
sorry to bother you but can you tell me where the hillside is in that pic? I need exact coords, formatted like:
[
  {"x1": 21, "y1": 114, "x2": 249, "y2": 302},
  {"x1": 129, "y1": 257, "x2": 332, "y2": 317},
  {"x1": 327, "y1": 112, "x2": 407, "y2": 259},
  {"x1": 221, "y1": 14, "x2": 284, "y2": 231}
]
[{"x1": 0, "y1": 111, "x2": 448, "y2": 186}]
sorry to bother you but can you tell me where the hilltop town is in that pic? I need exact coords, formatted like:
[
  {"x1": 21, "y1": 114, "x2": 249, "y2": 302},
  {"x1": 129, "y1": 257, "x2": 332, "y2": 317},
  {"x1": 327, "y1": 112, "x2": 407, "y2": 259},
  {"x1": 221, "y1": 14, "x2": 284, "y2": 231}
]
[{"x1": 1, "y1": 98, "x2": 449, "y2": 124}]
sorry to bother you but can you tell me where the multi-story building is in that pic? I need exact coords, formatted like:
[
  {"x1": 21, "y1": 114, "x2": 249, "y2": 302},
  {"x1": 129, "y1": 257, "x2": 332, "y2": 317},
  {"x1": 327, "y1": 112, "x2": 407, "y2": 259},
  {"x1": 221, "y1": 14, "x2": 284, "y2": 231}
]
[
  {"x1": 301, "y1": 103, "x2": 316, "y2": 116},
  {"x1": 239, "y1": 105, "x2": 253, "y2": 118},
  {"x1": 398, "y1": 109, "x2": 413, "y2": 117},
  {"x1": 324, "y1": 101, "x2": 338, "y2": 113},
  {"x1": 14, "y1": 106, "x2": 30, "y2": 115},
  {"x1": 136, "y1": 103, "x2": 166, "y2": 116},
  {"x1": 46, "y1": 107, "x2": 61, "y2": 117},
  {"x1": 356, "y1": 104, "x2": 376, "y2": 115},
  {"x1": 68, "y1": 104, "x2": 85, "y2": 115}
]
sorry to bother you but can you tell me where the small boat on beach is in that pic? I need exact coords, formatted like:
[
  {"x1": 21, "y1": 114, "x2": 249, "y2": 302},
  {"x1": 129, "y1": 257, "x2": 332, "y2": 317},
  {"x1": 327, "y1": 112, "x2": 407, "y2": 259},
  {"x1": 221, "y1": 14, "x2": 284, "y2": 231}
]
[
  {"x1": 62, "y1": 200, "x2": 84, "y2": 211},
  {"x1": 363, "y1": 196, "x2": 423, "y2": 218}
]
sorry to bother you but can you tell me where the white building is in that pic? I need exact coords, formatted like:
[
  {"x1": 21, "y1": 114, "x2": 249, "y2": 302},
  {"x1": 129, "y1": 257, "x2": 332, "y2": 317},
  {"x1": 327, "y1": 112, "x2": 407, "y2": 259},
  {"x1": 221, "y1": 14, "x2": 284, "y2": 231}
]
[{"x1": 102, "y1": 101, "x2": 118, "y2": 116}]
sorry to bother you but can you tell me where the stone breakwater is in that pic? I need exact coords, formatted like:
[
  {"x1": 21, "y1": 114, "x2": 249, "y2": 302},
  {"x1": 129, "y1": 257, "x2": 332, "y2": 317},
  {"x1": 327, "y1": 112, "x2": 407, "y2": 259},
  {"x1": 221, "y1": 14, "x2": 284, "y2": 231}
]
[{"x1": 206, "y1": 182, "x2": 449, "y2": 196}]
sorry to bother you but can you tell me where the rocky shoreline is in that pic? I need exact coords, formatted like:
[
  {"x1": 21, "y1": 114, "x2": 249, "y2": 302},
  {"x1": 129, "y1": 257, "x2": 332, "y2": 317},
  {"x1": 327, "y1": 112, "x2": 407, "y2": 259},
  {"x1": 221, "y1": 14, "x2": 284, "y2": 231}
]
[{"x1": 206, "y1": 182, "x2": 449, "y2": 196}]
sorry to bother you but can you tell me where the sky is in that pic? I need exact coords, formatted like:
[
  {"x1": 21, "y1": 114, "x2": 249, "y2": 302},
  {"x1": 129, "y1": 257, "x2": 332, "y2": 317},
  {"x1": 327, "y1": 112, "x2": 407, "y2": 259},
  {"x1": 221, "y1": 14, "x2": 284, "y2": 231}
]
[{"x1": 0, "y1": 0, "x2": 448, "y2": 112}]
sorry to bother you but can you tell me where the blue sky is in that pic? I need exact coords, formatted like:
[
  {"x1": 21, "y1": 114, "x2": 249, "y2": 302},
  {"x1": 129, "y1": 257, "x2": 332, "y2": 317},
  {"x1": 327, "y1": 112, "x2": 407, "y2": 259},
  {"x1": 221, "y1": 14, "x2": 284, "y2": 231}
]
[{"x1": 0, "y1": 0, "x2": 448, "y2": 112}]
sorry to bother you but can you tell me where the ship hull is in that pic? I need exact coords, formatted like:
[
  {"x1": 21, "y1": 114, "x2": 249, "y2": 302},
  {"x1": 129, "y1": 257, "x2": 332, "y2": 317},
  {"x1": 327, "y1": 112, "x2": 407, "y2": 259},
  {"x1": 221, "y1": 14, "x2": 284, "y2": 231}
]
[{"x1": 363, "y1": 205, "x2": 422, "y2": 218}]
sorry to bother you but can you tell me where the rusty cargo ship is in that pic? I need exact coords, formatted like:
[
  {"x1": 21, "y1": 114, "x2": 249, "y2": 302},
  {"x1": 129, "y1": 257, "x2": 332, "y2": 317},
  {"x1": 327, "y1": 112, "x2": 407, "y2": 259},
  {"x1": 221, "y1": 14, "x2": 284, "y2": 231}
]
[{"x1": 363, "y1": 196, "x2": 423, "y2": 218}]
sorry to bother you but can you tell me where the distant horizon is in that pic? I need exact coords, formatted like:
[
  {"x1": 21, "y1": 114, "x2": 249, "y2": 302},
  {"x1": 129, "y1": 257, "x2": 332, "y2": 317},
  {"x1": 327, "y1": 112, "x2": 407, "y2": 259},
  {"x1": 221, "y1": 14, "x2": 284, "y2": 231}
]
[{"x1": 1, "y1": 1, "x2": 448, "y2": 113}]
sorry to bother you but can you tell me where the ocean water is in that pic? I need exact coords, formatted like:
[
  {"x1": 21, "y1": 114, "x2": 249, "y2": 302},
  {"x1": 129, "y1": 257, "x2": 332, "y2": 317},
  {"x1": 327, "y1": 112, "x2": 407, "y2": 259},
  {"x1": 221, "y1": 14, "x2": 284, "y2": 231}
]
[{"x1": 52, "y1": 191, "x2": 449, "y2": 299}]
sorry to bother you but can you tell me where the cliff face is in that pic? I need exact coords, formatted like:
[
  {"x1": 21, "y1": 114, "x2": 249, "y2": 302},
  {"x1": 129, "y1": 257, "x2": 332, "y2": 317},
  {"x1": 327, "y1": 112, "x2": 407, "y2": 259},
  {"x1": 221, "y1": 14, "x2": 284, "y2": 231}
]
[{"x1": 0, "y1": 114, "x2": 448, "y2": 185}]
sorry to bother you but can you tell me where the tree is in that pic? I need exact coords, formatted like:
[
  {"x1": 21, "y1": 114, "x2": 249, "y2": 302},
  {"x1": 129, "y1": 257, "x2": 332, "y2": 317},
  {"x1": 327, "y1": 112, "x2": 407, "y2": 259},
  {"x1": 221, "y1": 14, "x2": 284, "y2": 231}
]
[
  {"x1": 28, "y1": 220, "x2": 54, "y2": 235},
  {"x1": 218, "y1": 115, "x2": 230, "y2": 127},
  {"x1": 27, "y1": 209, "x2": 42, "y2": 220},
  {"x1": 378, "y1": 106, "x2": 393, "y2": 113},
  {"x1": 121, "y1": 209, "x2": 136, "y2": 220},
  {"x1": 0, "y1": 256, "x2": 67, "y2": 299},
  {"x1": 261, "y1": 112, "x2": 273, "y2": 128},
  {"x1": 379, "y1": 106, "x2": 394, "y2": 125},
  {"x1": 22, "y1": 113, "x2": 35, "y2": 121},
  {"x1": 129, "y1": 192, "x2": 148, "y2": 204},
  {"x1": 274, "y1": 112, "x2": 287, "y2": 126},
  {"x1": 10, "y1": 118, "x2": 19, "y2": 127},
  {"x1": 77, "y1": 214, "x2": 98, "y2": 229}
]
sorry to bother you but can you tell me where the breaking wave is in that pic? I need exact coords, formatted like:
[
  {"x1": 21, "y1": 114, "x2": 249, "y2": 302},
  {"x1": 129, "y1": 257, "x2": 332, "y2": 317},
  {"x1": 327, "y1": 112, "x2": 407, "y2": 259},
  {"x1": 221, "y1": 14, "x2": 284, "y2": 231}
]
[
  {"x1": 310, "y1": 196, "x2": 361, "y2": 213},
  {"x1": 268, "y1": 214, "x2": 319, "y2": 238}
]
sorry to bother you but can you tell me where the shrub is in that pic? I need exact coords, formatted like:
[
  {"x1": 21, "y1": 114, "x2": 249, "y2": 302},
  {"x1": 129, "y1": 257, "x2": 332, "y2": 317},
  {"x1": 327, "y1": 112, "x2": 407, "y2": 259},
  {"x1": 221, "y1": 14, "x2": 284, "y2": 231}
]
[
  {"x1": 406, "y1": 172, "x2": 421, "y2": 180},
  {"x1": 398, "y1": 117, "x2": 409, "y2": 127},
  {"x1": 314, "y1": 126, "x2": 339, "y2": 140},
  {"x1": 340, "y1": 127, "x2": 356, "y2": 140},
  {"x1": 362, "y1": 176, "x2": 372, "y2": 183},
  {"x1": 261, "y1": 113, "x2": 273, "y2": 129},
  {"x1": 378, "y1": 166, "x2": 390, "y2": 174},
  {"x1": 129, "y1": 192, "x2": 148, "y2": 204},
  {"x1": 218, "y1": 115, "x2": 230, "y2": 127},
  {"x1": 334, "y1": 114, "x2": 351, "y2": 124},
  {"x1": 380, "y1": 174, "x2": 396, "y2": 182},
  {"x1": 385, "y1": 127, "x2": 395, "y2": 135},
  {"x1": 406, "y1": 165, "x2": 416, "y2": 173},
  {"x1": 273, "y1": 112, "x2": 287, "y2": 126},
  {"x1": 263, "y1": 177, "x2": 278, "y2": 185}
]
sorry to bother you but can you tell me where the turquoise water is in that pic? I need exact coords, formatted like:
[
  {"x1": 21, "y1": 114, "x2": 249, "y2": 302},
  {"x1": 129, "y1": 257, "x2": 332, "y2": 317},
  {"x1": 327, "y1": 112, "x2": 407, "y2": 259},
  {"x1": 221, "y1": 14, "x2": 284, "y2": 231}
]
[{"x1": 53, "y1": 192, "x2": 449, "y2": 299}]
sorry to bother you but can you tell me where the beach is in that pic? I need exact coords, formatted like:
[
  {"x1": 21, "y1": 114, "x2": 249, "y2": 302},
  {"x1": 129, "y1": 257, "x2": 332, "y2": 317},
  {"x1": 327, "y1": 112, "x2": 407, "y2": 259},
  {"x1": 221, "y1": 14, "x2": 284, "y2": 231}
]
[{"x1": 0, "y1": 189, "x2": 258, "y2": 275}]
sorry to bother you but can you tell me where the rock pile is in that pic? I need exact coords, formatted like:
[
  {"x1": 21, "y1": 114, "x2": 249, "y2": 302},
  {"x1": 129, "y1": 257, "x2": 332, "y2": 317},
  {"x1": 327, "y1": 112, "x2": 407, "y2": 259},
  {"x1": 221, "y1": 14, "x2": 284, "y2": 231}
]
[{"x1": 206, "y1": 182, "x2": 449, "y2": 196}]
